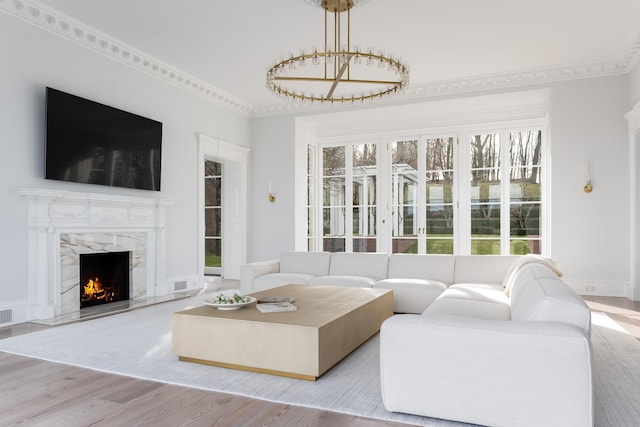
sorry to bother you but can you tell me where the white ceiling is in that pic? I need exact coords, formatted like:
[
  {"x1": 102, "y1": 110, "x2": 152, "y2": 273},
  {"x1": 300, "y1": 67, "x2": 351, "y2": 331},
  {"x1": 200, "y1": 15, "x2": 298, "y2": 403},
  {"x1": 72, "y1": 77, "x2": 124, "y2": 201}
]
[{"x1": 32, "y1": 0, "x2": 640, "y2": 115}]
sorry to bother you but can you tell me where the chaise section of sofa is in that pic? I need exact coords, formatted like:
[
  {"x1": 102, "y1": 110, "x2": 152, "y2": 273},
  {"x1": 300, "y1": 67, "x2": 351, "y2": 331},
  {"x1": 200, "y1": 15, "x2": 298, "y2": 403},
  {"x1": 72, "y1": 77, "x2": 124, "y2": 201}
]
[{"x1": 380, "y1": 262, "x2": 593, "y2": 427}]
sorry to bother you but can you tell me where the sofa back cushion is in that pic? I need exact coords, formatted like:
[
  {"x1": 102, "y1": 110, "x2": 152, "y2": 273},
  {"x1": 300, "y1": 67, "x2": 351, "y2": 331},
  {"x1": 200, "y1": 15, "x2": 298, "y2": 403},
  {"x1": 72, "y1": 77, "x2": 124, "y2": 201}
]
[
  {"x1": 329, "y1": 252, "x2": 389, "y2": 280},
  {"x1": 454, "y1": 255, "x2": 520, "y2": 285},
  {"x1": 502, "y1": 254, "x2": 562, "y2": 296},
  {"x1": 388, "y1": 254, "x2": 455, "y2": 285},
  {"x1": 510, "y1": 264, "x2": 591, "y2": 335},
  {"x1": 280, "y1": 251, "x2": 332, "y2": 276}
]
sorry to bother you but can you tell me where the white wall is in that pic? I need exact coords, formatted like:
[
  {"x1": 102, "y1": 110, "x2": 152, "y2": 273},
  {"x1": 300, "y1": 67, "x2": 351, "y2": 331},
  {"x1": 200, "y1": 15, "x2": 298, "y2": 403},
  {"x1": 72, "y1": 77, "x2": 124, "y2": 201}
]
[
  {"x1": 627, "y1": 62, "x2": 640, "y2": 300},
  {"x1": 629, "y1": 62, "x2": 640, "y2": 108},
  {"x1": 248, "y1": 75, "x2": 631, "y2": 297},
  {"x1": 248, "y1": 115, "x2": 297, "y2": 261},
  {"x1": 0, "y1": 14, "x2": 250, "y2": 315},
  {"x1": 548, "y1": 76, "x2": 630, "y2": 295}
]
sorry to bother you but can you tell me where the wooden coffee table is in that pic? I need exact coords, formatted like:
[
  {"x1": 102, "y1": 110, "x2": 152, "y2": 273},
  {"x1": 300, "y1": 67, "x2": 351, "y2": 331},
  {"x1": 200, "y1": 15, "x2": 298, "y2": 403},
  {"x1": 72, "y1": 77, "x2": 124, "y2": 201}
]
[{"x1": 172, "y1": 284, "x2": 393, "y2": 381}]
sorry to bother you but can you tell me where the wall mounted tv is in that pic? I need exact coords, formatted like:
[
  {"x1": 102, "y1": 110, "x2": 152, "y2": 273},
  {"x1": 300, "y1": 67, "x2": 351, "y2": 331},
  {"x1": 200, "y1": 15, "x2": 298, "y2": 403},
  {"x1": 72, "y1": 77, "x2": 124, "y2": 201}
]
[{"x1": 45, "y1": 87, "x2": 162, "y2": 191}]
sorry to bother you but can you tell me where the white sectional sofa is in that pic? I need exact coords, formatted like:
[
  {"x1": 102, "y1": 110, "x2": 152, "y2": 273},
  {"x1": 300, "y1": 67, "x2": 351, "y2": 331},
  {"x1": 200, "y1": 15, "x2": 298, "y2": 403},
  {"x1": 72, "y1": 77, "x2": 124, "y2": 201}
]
[
  {"x1": 241, "y1": 251, "x2": 519, "y2": 313},
  {"x1": 242, "y1": 251, "x2": 593, "y2": 426},
  {"x1": 380, "y1": 262, "x2": 592, "y2": 427}
]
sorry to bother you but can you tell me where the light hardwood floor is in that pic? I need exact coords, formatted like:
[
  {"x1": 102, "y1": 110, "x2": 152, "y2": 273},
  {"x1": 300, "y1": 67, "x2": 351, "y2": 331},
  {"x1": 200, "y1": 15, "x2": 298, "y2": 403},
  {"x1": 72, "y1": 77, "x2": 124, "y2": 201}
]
[
  {"x1": 583, "y1": 295, "x2": 640, "y2": 339},
  {"x1": 0, "y1": 351, "x2": 404, "y2": 426},
  {"x1": 1, "y1": 293, "x2": 638, "y2": 426}
]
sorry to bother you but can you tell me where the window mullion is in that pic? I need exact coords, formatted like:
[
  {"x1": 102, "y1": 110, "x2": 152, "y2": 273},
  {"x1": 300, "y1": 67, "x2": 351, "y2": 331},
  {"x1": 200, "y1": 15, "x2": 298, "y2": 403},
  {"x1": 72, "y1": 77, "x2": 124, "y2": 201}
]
[
  {"x1": 345, "y1": 143, "x2": 354, "y2": 252},
  {"x1": 377, "y1": 140, "x2": 389, "y2": 253},
  {"x1": 417, "y1": 136, "x2": 427, "y2": 254},
  {"x1": 501, "y1": 129, "x2": 511, "y2": 255},
  {"x1": 456, "y1": 133, "x2": 470, "y2": 255}
]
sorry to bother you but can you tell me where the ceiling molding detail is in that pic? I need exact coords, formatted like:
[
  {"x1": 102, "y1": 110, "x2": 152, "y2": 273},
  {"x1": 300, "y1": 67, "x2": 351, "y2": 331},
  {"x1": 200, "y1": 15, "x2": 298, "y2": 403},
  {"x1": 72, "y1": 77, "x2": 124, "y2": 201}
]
[
  {"x1": 3, "y1": 0, "x2": 640, "y2": 118},
  {"x1": 0, "y1": 0, "x2": 253, "y2": 115}
]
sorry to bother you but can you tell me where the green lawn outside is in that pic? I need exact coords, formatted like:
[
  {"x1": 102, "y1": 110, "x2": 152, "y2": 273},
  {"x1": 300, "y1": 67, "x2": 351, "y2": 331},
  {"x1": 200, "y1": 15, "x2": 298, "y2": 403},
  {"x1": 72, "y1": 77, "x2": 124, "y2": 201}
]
[
  {"x1": 471, "y1": 238, "x2": 537, "y2": 255},
  {"x1": 205, "y1": 255, "x2": 221, "y2": 268},
  {"x1": 397, "y1": 235, "x2": 537, "y2": 255}
]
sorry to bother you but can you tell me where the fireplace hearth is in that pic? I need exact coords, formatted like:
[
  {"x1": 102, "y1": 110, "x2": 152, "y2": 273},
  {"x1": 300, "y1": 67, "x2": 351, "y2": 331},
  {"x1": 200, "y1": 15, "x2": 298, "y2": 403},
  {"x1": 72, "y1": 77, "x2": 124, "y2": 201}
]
[{"x1": 80, "y1": 252, "x2": 131, "y2": 309}]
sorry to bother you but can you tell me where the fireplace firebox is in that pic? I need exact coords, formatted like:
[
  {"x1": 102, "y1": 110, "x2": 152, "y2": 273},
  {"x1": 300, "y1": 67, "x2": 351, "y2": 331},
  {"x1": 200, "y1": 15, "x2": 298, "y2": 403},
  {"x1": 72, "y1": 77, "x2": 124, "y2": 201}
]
[{"x1": 79, "y1": 251, "x2": 131, "y2": 309}]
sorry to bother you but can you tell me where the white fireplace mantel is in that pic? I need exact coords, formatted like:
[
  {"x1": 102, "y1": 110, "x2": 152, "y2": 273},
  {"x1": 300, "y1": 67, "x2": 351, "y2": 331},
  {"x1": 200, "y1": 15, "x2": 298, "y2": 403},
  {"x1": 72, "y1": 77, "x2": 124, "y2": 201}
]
[{"x1": 19, "y1": 188, "x2": 172, "y2": 322}]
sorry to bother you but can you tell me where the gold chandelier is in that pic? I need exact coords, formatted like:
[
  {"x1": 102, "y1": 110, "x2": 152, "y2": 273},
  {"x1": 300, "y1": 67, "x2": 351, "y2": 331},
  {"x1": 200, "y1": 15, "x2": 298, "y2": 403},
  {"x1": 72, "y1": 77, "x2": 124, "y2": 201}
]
[{"x1": 266, "y1": 0, "x2": 409, "y2": 104}]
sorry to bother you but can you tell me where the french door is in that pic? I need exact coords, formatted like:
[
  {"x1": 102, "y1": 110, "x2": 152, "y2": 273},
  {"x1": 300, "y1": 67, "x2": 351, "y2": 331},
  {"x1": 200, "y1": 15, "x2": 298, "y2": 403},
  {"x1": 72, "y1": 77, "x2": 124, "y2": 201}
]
[
  {"x1": 320, "y1": 142, "x2": 378, "y2": 253},
  {"x1": 389, "y1": 136, "x2": 455, "y2": 254}
]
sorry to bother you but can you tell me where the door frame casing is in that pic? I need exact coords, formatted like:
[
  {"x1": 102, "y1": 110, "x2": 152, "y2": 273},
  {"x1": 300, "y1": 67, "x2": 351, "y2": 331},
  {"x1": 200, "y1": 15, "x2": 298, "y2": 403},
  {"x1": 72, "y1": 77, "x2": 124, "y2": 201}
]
[{"x1": 197, "y1": 134, "x2": 249, "y2": 281}]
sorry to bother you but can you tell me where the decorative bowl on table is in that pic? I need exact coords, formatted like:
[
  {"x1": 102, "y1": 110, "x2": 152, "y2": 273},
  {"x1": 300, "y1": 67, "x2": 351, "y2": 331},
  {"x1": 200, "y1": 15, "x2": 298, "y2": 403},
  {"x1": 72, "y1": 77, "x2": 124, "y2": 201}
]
[{"x1": 204, "y1": 293, "x2": 256, "y2": 310}]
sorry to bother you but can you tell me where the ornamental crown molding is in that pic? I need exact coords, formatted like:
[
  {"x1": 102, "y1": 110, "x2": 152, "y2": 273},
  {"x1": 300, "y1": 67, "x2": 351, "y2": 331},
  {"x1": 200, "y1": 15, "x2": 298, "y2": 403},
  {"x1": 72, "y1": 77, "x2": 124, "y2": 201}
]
[
  {"x1": 0, "y1": 0, "x2": 253, "y2": 116},
  {"x1": 3, "y1": 0, "x2": 640, "y2": 118}
]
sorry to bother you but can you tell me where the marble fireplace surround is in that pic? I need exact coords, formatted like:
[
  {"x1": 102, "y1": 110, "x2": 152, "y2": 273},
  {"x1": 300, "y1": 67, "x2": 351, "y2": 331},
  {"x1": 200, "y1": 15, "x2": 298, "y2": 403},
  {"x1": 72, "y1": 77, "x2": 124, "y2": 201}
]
[{"x1": 19, "y1": 188, "x2": 171, "y2": 323}]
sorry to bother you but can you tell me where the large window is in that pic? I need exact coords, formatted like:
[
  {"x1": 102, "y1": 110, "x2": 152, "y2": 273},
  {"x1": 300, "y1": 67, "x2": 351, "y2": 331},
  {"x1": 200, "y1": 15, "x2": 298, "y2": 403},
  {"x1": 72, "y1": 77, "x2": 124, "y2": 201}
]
[
  {"x1": 469, "y1": 132, "x2": 502, "y2": 254},
  {"x1": 508, "y1": 130, "x2": 542, "y2": 254},
  {"x1": 309, "y1": 125, "x2": 545, "y2": 255},
  {"x1": 466, "y1": 130, "x2": 542, "y2": 254}
]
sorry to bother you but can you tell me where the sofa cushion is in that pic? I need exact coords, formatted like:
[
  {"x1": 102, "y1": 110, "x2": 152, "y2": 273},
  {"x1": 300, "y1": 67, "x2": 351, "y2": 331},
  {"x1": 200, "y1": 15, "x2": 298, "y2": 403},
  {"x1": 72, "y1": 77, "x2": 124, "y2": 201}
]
[
  {"x1": 510, "y1": 264, "x2": 591, "y2": 335},
  {"x1": 373, "y1": 278, "x2": 447, "y2": 313},
  {"x1": 502, "y1": 254, "x2": 562, "y2": 296},
  {"x1": 444, "y1": 284, "x2": 510, "y2": 305},
  {"x1": 280, "y1": 251, "x2": 332, "y2": 276},
  {"x1": 308, "y1": 275, "x2": 377, "y2": 288},
  {"x1": 423, "y1": 298, "x2": 511, "y2": 320},
  {"x1": 449, "y1": 283, "x2": 504, "y2": 292},
  {"x1": 328, "y1": 252, "x2": 389, "y2": 280},
  {"x1": 253, "y1": 273, "x2": 316, "y2": 291},
  {"x1": 387, "y1": 254, "x2": 455, "y2": 285},
  {"x1": 454, "y1": 255, "x2": 520, "y2": 285}
]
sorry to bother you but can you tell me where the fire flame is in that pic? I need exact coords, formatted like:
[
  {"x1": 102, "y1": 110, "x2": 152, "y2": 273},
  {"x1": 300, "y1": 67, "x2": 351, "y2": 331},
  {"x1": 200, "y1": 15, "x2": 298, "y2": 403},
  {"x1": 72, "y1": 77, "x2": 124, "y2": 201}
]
[{"x1": 82, "y1": 277, "x2": 106, "y2": 301}]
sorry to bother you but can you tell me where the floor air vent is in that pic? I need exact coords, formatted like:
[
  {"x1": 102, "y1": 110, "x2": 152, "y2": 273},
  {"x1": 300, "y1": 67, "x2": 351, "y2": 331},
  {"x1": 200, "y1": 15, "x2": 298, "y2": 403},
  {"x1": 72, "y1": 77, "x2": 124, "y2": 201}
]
[{"x1": 0, "y1": 309, "x2": 12, "y2": 324}]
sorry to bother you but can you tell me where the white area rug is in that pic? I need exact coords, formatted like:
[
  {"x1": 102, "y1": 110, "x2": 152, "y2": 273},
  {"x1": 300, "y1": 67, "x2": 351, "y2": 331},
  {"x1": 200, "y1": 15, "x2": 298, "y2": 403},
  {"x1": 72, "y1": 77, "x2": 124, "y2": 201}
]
[{"x1": 1, "y1": 294, "x2": 639, "y2": 426}]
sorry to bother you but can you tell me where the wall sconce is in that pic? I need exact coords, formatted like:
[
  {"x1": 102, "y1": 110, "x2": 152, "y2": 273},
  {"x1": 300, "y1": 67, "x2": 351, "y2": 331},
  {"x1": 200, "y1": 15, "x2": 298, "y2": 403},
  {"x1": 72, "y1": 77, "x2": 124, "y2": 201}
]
[
  {"x1": 268, "y1": 180, "x2": 276, "y2": 203},
  {"x1": 583, "y1": 163, "x2": 593, "y2": 193}
]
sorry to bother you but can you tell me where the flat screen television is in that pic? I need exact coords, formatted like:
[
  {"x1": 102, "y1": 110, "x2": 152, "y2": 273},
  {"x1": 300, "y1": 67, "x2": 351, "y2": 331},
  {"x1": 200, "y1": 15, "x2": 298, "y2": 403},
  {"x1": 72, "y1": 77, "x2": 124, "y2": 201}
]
[{"x1": 45, "y1": 87, "x2": 162, "y2": 191}]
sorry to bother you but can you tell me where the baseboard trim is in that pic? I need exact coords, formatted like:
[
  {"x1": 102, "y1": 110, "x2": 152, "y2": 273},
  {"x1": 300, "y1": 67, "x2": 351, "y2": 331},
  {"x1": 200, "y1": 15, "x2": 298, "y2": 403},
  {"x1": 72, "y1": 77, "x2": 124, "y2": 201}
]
[{"x1": 564, "y1": 279, "x2": 629, "y2": 298}]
